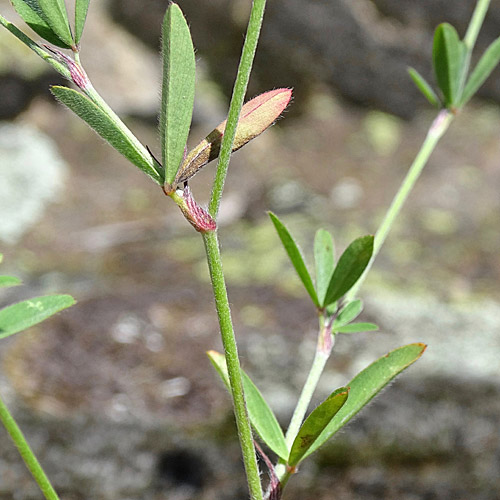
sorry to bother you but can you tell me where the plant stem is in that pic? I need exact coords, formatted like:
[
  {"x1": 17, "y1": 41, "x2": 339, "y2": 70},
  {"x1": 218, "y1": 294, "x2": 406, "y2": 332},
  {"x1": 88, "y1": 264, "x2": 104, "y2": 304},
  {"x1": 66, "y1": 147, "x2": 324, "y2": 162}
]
[
  {"x1": 284, "y1": 321, "x2": 331, "y2": 450},
  {"x1": 0, "y1": 394, "x2": 60, "y2": 500},
  {"x1": 284, "y1": 350, "x2": 328, "y2": 449},
  {"x1": 203, "y1": 231, "x2": 263, "y2": 500},
  {"x1": 274, "y1": 316, "x2": 333, "y2": 487},
  {"x1": 276, "y1": 2, "x2": 483, "y2": 482},
  {"x1": 202, "y1": 2, "x2": 268, "y2": 498},
  {"x1": 464, "y1": 0, "x2": 491, "y2": 51},
  {"x1": 0, "y1": 15, "x2": 71, "y2": 79},
  {"x1": 345, "y1": 110, "x2": 453, "y2": 302},
  {"x1": 208, "y1": 0, "x2": 267, "y2": 217},
  {"x1": 459, "y1": 0, "x2": 491, "y2": 99}
]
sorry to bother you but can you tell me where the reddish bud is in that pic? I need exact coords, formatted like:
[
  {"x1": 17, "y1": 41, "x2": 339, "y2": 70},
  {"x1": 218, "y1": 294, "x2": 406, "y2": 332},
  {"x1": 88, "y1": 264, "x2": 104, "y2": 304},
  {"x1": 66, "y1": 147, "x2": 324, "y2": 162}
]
[
  {"x1": 173, "y1": 186, "x2": 216, "y2": 233},
  {"x1": 44, "y1": 45, "x2": 90, "y2": 90},
  {"x1": 175, "y1": 88, "x2": 292, "y2": 184}
]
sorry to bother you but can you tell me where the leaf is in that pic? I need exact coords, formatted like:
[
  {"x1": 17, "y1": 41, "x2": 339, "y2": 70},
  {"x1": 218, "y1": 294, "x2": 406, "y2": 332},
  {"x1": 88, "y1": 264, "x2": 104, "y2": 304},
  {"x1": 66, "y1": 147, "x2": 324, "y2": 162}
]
[
  {"x1": 0, "y1": 275, "x2": 22, "y2": 288},
  {"x1": 333, "y1": 299, "x2": 363, "y2": 328},
  {"x1": 207, "y1": 350, "x2": 231, "y2": 390},
  {"x1": 335, "y1": 322, "x2": 378, "y2": 334},
  {"x1": 460, "y1": 36, "x2": 500, "y2": 107},
  {"x1": 161, "y1": 3, "x2": 196, "y2": 185},
  {"x1": 37, "y1": 0, "x2": 73, "y2": 47},
  {"x1": 10, "y1": 0, "x2": 70, "y2": 48},
  {"x1": 74, "y1": 0, "x2": 90, "y2": 45},
  {"x1": 269, "y1": 212, "x2": 319, "y2": 307},
  {"x1": 241, "y1": 371, "x2": 289, "y2": 460},
  {"x1": 207, "y1": 350, "x2": 289, "y2": 461},
  {"x1": 314, "y1": 229, "x2": 335, "y2": 307},
  {"x1": 323, "y1": 235, "x2": 374, "y2": 307},
  {"x1": 175, "y1": 88, "x2": 292, "y2": 185},
  {"x1": 0, "y1": 14, "x2": 71, "y2": 77},
  {"x1": 407, "y1": 67, "x2": 440, "y2": 108},
  {"x1": 301, "y1": 343, "x2": 426, "y2": 460},
  {"x1": 288, "y1": 387, "x2": 348, "y2": 467},
  {"x1": 0, "y1": 294, "x2": 75, "y2": 339},
  {"x1": 432, "y1": 23, "x2": 466, "y2": 108},
  {"x1": 51, "y1": 86, "x2": 162, "y2": 184}
]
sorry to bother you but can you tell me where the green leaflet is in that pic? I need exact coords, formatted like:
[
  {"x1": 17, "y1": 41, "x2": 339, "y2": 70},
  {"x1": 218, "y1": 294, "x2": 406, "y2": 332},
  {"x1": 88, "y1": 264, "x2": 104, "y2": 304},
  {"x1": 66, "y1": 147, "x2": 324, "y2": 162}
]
[
  {"x1": 269, "y1": 212, "x2": 319, "y2": 307},
  {"x1": 333, "y1": 300, "x2": 377, "y2": 334},
  {"x1": 0, "y1": 275, "x2": 22, "y2": 288},
  {"x1": 207, "y1": 350, "x2": 289, "y2": 460},
  {"x1": 10, "y1": 0, "x2": 70, "y2": 48},
  {"x1": 0, "y1": 255, "x2": 22, "y2": 288},
  {"x1": 37, "y1": 0, "x2": 73, "y2": 47},
  {"x1": 241, "y1": 371, "x2": 289, "y2": 460},
  {"x1": 74, "y1": 0, "x2": 90, "y2": 45},
  {"x1": 161, "y1": 3, "x2": 196, "y2": 184},
  {"x1": 0, "y1": 294, "x2": 75, "y2": 339},
  {"x1": 323, "y1": 235, "x2": 374, "y2": 307},
  {"x1": 460, "y1": 36, "x2": 500, "y2": 107},
  {"x1": 334, "y1": 322, "x2": 378, "y2": 334},
  {"x1": 51, "y1": 86, "x2": 162, "y2": 184},
  {"x1": 333, "y1": 299, "x2": 363, "y2": 328},
  {"x1": 314, "y1": 229, "x2": 335, "y2": 307},
  {"x1": 288, "y1": 387, "x2": 348, "y2": 467},
  {"x1": 408, "y1": 67, "x2": 440, "y2": 108},
  {"x1": 433, "y1": 23, "x2": 466, "y2": 108},
  {"x1": 301, "y1": 343, "x2": 426, "y2": 460}
]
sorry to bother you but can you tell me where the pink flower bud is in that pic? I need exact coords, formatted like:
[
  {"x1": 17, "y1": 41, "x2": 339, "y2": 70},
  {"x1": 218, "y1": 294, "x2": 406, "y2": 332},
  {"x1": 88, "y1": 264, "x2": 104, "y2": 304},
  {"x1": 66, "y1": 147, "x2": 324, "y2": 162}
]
[
  {"x1": 44, "y1": 45, "x2": 90, "y2": 90},
  {"x1": 175, "y1": 88, "x2": 292, "y2": 184},
  {"x1": 174, "y1": 186, "x2": 216, "y2": 233}
]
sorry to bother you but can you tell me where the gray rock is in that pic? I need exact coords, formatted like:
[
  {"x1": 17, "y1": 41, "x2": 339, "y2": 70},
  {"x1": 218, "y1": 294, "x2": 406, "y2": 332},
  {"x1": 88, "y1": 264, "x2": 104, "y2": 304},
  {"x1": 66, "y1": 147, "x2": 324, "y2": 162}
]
[
  {"x1": 0, "y1": 123, "x2": 67, "y2": 243},
  {"x1": 108, "y1": 0, "x2": 500, "y2": 118}
]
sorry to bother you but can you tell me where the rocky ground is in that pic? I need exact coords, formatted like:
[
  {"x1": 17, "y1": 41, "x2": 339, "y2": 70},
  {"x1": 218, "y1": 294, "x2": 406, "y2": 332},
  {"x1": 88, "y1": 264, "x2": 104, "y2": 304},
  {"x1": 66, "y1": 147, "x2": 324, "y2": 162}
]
[{"x1": 1, "y1": 0, "x2": 500, "y2": 498}]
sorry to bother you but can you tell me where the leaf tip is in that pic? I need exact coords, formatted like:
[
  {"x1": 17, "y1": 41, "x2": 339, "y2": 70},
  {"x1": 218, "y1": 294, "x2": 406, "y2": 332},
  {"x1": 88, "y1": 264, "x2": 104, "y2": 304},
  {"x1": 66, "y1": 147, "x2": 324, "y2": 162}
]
[{"x1": 416, "y1": 342, "x2": 427, "y2": 354}]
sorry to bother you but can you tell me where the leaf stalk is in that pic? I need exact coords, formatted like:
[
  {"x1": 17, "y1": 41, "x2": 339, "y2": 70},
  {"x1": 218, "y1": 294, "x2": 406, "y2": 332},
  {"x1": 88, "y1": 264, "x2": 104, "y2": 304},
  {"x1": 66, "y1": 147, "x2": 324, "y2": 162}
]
[{"x1": 345, "y1": 110, "x2": 453, "y2": 302}]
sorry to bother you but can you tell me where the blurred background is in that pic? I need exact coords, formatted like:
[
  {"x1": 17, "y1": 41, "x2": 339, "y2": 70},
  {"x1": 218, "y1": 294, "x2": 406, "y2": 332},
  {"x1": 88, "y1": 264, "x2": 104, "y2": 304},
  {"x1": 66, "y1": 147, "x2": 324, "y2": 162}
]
[{"x1": 1, "y1": 0, "x2": 500, "y2": 498}]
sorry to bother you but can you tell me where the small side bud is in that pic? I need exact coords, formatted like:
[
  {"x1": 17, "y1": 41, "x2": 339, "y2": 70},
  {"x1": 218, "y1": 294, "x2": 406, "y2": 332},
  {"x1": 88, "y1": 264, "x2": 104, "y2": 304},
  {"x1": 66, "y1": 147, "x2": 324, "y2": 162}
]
[
  {"x1": 171, "y1": 186, "x2": 216, "y2": 233},
  {"x1": 68, "y1": 62, "x2": 90, "y2": 90},
  {"x1": 175, "y1": 88, "x2": 292, "y2": 184},
  {"x1": 44, "y1": 45, "x2": 90, "y2": 90}
]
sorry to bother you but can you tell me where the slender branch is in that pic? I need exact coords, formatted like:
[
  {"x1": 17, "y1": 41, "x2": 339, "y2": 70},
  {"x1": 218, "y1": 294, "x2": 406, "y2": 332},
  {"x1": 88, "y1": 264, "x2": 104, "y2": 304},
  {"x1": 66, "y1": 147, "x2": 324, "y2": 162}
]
[
  {"x1": 284, "y1": 320, "x2": 332, "y2": 450},
  {"x1": 274, "y1": 350, "x2": 329, "y2": 486},
  {"x1": 0, "y1": 15, "x2": 70, "y2": 78},
  {"x1": 201, "y1": 2, "x2": 269, "y2": 498},
  {"x1": 274, "y1": 316, "x2": 333, "y2": 486},
  {"x1": 345, "y1": 110, "x2": 453, "y2": 302},
  {"x1": 284, "y1": 350, "x2": 329, "y2": 448},
  {"x1": 203, "y1": 231, "x2": 263, "y2": 500},
  {"x1": 0, "y1": 394, "x2": 60, "y2": 500},
  {"x1": 459, "y1": 0, "x2": 491, "y2": 99},
  {"x1": 208, "y1": 0, "x2": 268, "y2": 217},
  {"x1": 273, "y1": 106, "x2": 450, "y2": 487},
  {"x1": 464, "y1": 0, "x2": 491, "y2": 51}
]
